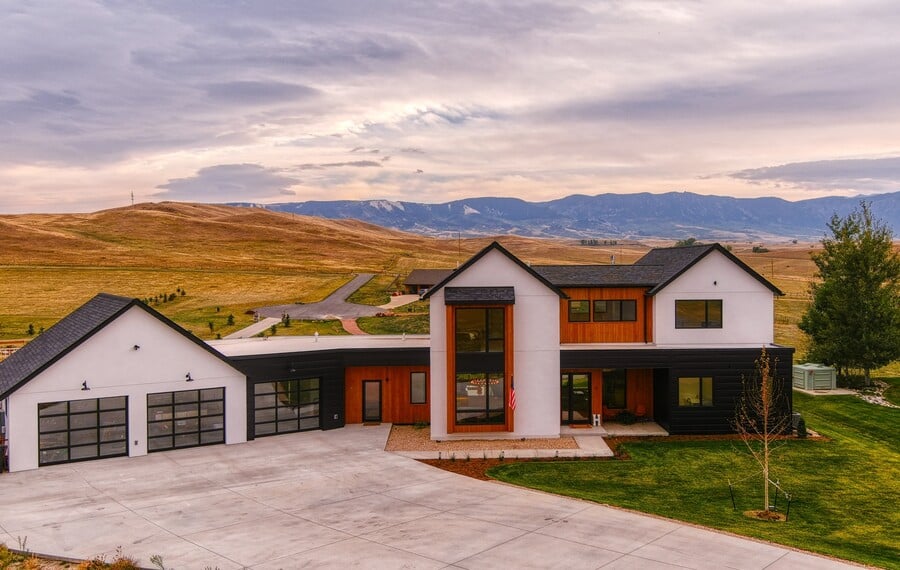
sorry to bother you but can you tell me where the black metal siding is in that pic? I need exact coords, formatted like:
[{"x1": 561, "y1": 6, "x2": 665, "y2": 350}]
[
  {"x1": 228, "y1": 348, "x2": 430, "y2": 438},
  {"x1": 561, "y1": 346, "x2": 794, "y2": 434}
]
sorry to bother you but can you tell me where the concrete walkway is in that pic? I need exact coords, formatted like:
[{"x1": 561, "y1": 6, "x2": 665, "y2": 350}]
[
  {"x1": 0, "y1": 426, "x2": 855, "y2": 569},
  {"x1": 379, "y1": 293, "x2": 421, "y2": 310},
  {"x1": 223, "y1": 317, "x2": 281, "y2": 340}
]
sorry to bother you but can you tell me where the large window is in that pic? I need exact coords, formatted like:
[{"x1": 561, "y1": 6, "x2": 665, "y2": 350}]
[
  {"x1": 678, "y1": 377, "x2": 713, "y2": 406},
  {"x1": 456, "y1": 308, "x2": 505, "y2": 352},
  {"x1": 253, "y1": 378, "x2": 320, "y2": 436},
  {"x1": 593, "y1": 300, "x2": 637, "y2": 322},
  {"x1": 410, "y1": 372, "x2": 427, "y2": 404},
  {"x1": 603, "y1": 369, "x2": 627, "y2": 409},
  {"x1": 568, "y1": 300, "x2": 590, "y2": 322},
  {"x1": 38, "y1": 397, "x2": 128, "y2": 466},
  {"x1": 675, "y1": 300, "x2": 722, "y2": 328},
  {"x1": 455, "y1": 373, "x2": 505, "y2": 424},
  {"x1": 147, "y1": 388, "x2": 225, "y2": 452}
]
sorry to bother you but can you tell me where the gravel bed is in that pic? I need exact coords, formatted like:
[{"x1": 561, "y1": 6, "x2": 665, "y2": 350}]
[{"x1": 384, "y1": 424, "x2": 579, "y2": 451}]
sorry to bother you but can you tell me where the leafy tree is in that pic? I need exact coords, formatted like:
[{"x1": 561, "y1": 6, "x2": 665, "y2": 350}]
[
  {"x1": 675, "y1": 237, "x2": 699, "y2": 247},
  {"x1": 799, "y1": 202, "x2": 900, "y2": 385}
]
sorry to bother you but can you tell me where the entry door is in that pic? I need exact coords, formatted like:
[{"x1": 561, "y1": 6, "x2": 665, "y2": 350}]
[
  {"x1": 561, "y1": 373, "x2": 591, "y2": 424},
  {"x1": 363, "y1": 380, "x2": 382, "y2": 422}
]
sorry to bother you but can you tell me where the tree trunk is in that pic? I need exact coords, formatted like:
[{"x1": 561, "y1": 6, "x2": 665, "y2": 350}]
[{"x1": 864, "y1": 368, "x2": 871, "y2": 387}]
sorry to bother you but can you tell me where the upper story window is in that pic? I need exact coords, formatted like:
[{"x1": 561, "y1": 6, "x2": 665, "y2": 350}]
[
  {"x1": 675, "y1": 300, "x2": 722, "y2": 329},
  {"x1": 455, "y1": 307, "x2": 505, "y2": 352},
  {"x1": 593, "y1": 300, "x2": 637, "y2": 322},
  {"x1": 568, "y1": 300, "x2": 590, "y2": 322}
]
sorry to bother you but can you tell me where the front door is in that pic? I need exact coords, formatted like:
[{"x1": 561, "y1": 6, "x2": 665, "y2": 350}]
[
  {"x1": 561, "y1": 373, "x2": 591, "y2": 424},
  {"x1": 363, "y1": 380, "x2": 382, "y2": 422}
]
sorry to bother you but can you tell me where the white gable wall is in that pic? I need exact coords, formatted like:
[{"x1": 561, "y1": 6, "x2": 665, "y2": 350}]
[
  {"x1": 7, "y1": 306, "x2": 246, "y2": 472},
  {"x1": 430, "y1": 248, "x2": 561, "y2": 439},
  {"x1": 653, "y1": 251, "x2": 775, "y2": 346}
]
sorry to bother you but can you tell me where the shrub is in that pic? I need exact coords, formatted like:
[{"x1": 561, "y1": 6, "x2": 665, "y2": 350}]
[{"x1": 617, "y1": 410, "x2": 637, "y2": 425}]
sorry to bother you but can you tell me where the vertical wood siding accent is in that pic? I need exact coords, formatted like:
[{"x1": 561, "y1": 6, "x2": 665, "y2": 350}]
[
  {"x1": 505, "y1": 303, "x2": 515, "y2": 433},
  {"x1": 344, "y1": 366, "x2": 430, "y2": 424},
  {"x1": 559, "y1": 287, "x2": 651, "y2": 343}
]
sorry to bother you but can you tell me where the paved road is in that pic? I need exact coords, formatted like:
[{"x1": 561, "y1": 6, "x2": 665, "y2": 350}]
[
  {"x1": 255, "y1": 273, "x2": 382, "y2": 320},
  {"x1": 0, "y1": 426, "x2": 856, "y2": 569},
  {"x1": 222, "y1": 317, "x2": 281, "y2": 340}
]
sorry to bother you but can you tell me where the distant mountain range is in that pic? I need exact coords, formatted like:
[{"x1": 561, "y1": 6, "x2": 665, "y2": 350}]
[{"x1": 230, "y1": 191, "x2": 900, "y2": 241}]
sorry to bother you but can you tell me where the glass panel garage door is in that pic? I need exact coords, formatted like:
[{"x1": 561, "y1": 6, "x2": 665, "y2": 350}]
[
  {"x1": 253, "y1": 378, "x2": 320, "y2": 437},
  {"x1": 38, "y1": 397, "x2": 128, "y2": 466},
  {"x1": 147, "y1": 388, "x2": 225, "y2": 452}
]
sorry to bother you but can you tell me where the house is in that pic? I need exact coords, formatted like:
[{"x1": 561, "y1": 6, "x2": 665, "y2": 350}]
[
  {"x1": 402, "y1": 268, "x2": 454, "y2": 294},
  {"x1": 0, "y1": 294, "x2": 247, "y2": 472},
  {"x1": 0, "y1": 242, "x2": 793, "y2": 472}
]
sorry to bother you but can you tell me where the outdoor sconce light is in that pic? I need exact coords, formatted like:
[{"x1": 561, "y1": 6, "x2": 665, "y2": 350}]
[
  {"x1": 81, "y1": 381, "x2": 90, "y2": 391},
  {"x1": 713, "y1": 280, "x2": 718, "y2": 286},
  {"x1": 133, "y1": 344, "x2": 141, "y2": 351},
  {"x1": 185, "y1": 373, "x2": 194, "y2": 382}
]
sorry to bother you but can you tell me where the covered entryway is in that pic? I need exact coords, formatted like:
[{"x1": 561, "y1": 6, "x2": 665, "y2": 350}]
[
  {"x1": 147, "y1": 388, "x2": 225, "y2": 452},
  {"x1": 37, "y1": 396, "x2": 128, "y2": 466},
  {"x1": 560, "y1": 372, "x2": 591, "y2": 424}
]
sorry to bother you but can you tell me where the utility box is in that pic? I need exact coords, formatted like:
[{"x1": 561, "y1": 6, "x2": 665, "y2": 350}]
[{"x1": 792, "y1": 363, "x2": 836, "y2": 390}]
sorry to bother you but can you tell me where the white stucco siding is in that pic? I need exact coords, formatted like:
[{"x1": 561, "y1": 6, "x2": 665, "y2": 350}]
[
  {"x1": 653, "y1": 251, "x2": 775, "y2": 346},
  {"x1": 7, "y1": 306, "x2": 246, "y2": 472},
  {"x1": 429, "y1": 248, "x2": 561, "y2": 439}
]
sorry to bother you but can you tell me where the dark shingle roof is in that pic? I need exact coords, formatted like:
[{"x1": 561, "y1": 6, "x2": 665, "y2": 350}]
[
  {"x1": 445, "y1": 287, "x2": 515, "y2": 305},
  {"x1": 532, "y1": 264, "x2": 665, "y2": 287},
  {"x1": 635, "y1": 244, "x2": 782, "y2": 295},
  {"x1": 404, "y1": 269, "x2": 454, "y2": 286},
  {"x1": 0, "y1": 293, "x2": 236, "y2": 400}
]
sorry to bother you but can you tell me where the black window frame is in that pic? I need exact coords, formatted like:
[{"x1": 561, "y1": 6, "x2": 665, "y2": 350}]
[
  {"x1": 410, "y1": 371, "x2": 427, "y2": 404},
  {"x1": 677, "y1": 376, "x2": 714, "y2": 407},
  {"x1": 675, "y1": 299, "x2": 723, "y2": 329},
  {"x1": 568, "y1": 300, "x2": 590, "y2": 322},
  {"x1": 38, "y1": 396, "x2": 128, "y2": 466},
  {"x1": 147, "y1": 387, "x2": 225, "y2": 452},
  {"x1": 455, "y1": 307, "x2": 505, "y2": 353},
  {"x1": 455, "y1": 372, "x2": 506, "y2": 425},
  {"x1": 593, "y1": 299, "x2": 637, "y2": 322},
  {"x1": 253, "y1": 377, "x2": 320, "y2": 437}
]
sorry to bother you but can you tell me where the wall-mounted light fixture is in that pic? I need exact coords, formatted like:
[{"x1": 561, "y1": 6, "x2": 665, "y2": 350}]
[
  {"x1": 185, "y1": 373, "x2": 194, "y2": 382},
  {"x1": 81, "y1": 381, "x2": 90, "y2": 391},
  {"x1": 133, "y1": 344, "x2": 141, "y2": 351},
  {"x1": 713, "y1": 280, "x2": 718, "y2": 286}
]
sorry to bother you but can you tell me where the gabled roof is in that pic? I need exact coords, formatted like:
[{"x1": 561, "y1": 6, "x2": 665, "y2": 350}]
[
  {"x1": 635, "y1": 243, "x2": 783, "y2": 296},
  {"x1": 422, "y1": 242, "x2": 567, "y2": 300},
  {"x1": 404, "y1": 269, "x2": 454, "y2": 286},
  {"x1": 0, "y1": 293, "x2": 235, "y2": 400}
]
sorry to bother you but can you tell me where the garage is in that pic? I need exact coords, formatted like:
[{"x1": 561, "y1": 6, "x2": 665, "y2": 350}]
[
  {"x1": 38, "y1": 396, "x2": 128, "y2": 466},
  {"x1": 147, "y1": 388, "x2": 226, "y2": 451},
  {"x1": 253, "y1": 378, "x2": 320, "y2": 436}
]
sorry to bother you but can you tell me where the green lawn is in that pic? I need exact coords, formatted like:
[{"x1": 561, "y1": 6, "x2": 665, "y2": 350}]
[
  {"x1": 489, "y1": 385, "x2": 900, "y2": 569},
  {"x1": 357, "y1": 314, "x2": 430, "y2": 335},
  {"x1": 883, "y1": 377, "x2": 900, "y2": 406}
]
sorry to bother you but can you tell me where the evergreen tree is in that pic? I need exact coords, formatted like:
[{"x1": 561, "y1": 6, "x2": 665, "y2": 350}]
[{"x1": 799, "y1": 202, "x2": 900, "y2": 385}]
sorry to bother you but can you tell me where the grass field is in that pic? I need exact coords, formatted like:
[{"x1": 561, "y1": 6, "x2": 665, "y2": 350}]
[{"x1": 489, "y1": 386, "x2": 900, "y2": 568}]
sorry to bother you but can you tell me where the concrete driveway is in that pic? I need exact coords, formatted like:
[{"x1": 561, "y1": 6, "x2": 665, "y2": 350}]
[{"x1": 0, "y1": 426, "x2": 854, "y2": 569}]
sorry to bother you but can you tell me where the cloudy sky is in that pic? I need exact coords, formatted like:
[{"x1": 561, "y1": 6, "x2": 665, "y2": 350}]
[{"x1": 2, "y1": 1, "x2": 900, "y2": 213}]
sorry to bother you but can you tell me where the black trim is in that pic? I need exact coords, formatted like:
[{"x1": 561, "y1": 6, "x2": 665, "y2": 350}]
[{"x1": 646, "y1": 244, "x2": 783, "y2": 296}]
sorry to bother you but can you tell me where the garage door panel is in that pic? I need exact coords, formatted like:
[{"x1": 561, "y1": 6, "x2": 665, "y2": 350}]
[
  {"x1": 147, "y1": 388, "x2": 225, "y2": 453},
  {"x1": 37, "y1": 396, "x2": 128, "y2": 466}
]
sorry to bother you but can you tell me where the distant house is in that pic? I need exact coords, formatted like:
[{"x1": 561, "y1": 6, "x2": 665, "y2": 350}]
[
  {"x1": 402, "y1": 268, "x2": 453, "y2": 294},
  {"x1": 0, "y1": 243, "x2": 793, "y2": 472}
]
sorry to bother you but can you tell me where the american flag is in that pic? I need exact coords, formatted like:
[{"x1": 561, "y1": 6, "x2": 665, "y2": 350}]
[{"x1": 508, "y1": 382, "x2": 517, "y2": 410}]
